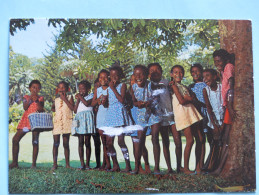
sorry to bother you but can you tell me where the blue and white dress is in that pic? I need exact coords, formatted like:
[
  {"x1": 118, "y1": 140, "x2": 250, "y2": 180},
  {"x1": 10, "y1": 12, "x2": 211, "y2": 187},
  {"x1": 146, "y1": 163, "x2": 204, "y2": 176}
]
[
  {"x1": 189, "y1": 82, "x2": 208, "y2": 132},
  {"x1": 71, "y1": 93, "x2": 96, "y2": 135},
  {"x1": 100, "y1": 83, "x2": 142, "y2": 136},
  {"x1": 132, "y1": 81, "x2": 161, "y2": 128},
  {"x1": 96, "y1": 86, "x2": 108, "y2": 129}
]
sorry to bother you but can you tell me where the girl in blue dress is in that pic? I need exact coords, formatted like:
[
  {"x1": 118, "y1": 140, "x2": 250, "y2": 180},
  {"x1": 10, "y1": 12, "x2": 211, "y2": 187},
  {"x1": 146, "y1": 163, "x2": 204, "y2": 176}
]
[
  {"x1": 91, "y1": 69, "x2": 111, "y2": 170},
  {"x1": 188, "y1": 63, "x2": 207, "y2": 174},
  {"x1": 72, "y1": 80, "x2": 96, "y2": 170},
  {"x1": 130, "y1": 65, "x2": 162, "y2": 174},
  {"x1": 100, "y1": 66, "x2": 141, "y2": 172}
]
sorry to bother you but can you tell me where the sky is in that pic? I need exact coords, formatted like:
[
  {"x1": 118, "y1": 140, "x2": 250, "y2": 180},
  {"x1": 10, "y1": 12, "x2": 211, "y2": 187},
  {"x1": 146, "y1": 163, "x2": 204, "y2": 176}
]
[
  {"x1": 10, "y1": 19, "x2": 59, "y2": 58},
  {"x1": 1, "y1": 0, "x2": 259, "y2": 194}
]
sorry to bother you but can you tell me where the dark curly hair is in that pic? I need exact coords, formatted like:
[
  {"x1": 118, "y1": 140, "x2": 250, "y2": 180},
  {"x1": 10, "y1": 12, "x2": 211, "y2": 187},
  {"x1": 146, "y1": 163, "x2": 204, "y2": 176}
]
[
  {"x1": 97, "y1": 69, "x2": 110, "y2": 79},
  {"x1": 78, "y1": 80, "x2": 91, "y2": 90},
  {"x1": 213, "y1": 49, "x2": 235, "y2": 65},
  {"x1": 57, "y1": 81, "x2": 69, "y2": 91},
  {"x1": 134, "y1": 64, "x2": 149, "y2": 77},
  {"x1": 29, "y1": 80, "x2": 41, "y2": 89},
  {"x1": 171, "y1": 65, "x2": 185, "y2": 76},
  {"x1": 190, "y1": 63, "x2": 203, "y2": 74},
  {"x1": 147, "y1": 63, "x2": 163, "y2": 73},
  {"x1": 203, "y1": 68, "x2": 220, "y2": 82},
  {"x1": 109, "y1": 65, "x2": 125, "y2": 79}
]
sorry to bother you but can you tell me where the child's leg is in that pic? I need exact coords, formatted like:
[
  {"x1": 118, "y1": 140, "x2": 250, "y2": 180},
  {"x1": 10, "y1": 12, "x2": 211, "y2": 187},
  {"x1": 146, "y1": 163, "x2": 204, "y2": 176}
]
[
  {"x1": 151, "y1": 123, "x2": 161, "y2": 174},
  {"x1": 63, "y1": 134, "x2": 71, "y2": 168},
  {"x1": 203, "y1": 128, "x2": 214, "y2": 170},
  {"x1": 191, "y1": 122, "x2": 205, "y2": 174},
  {"x1": 170, "y1": 124, "x2": 182, "y2": 173},
  {"x1": 92, "y1": 133, "x2": 101, "y2": 168},
  {"x1": 142, "y1": 146, "x2": 151, "y2": 173},
  {"x1": 99, "y1": 130, "x2": 111, "y2": 170},
  {"x1": 106, "y1": 135, "x2": 120, "y2": 172},
  {"x1": 9, "y1": 130, "x2": 27, "y2": 168},
  {"x1": 160, "y1": 126, "x2": 173, "y2": 173},
  {"x1": 118, "y1": 134, "x2": 131, "y2": 172},
  {"x1": 131, "y1": 128, "x2": 147, "y2": 174},
  {"x1": 78, "y1": 135, "x2": 85, "y2": 169},
  {"x1": 85, "y1": 135, "x2": 91, "y2": 169},
  {"x1": 210, "y1": 124, "x2": 231, "y2": 176},
  {"x1": 131, "y1": 136, "x2": 145, "y2": 174},
  {"x1": 183, "y1": 126, "x2": 194, "y2": 174},
  {"x1": 31, "y1": 131, "x2": 40, "y2": 168},
  {"x1": 52, "y1": 134, "x2": 60, "y2": 170}
]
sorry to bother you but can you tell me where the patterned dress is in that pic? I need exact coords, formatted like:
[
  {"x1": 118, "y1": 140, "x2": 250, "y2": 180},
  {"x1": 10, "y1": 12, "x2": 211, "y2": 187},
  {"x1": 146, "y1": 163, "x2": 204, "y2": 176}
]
[
  {"x1": 172, "y1": 83, "x2": 203, "y2": 131},
  {"x1": 100, "y1": 83, "x2": 141, "y2": 136},
  {"x1": 132, "y1": 82, "x2": 161, "y2": 128},
  {"x1": 189, "y1": 82, "x2": 208, "y2": 132},
  {"x1": 71, "y1": 93, "x2": 96, "y2": 135},
  {"x1": 96, "y1": 86, "x2": 108, "y2": 129},
  {"x1": 17, "y1": 95, "x2": 44, "y2": 131},
  {"x1": 53, "y1": 95, "x2": 73, "y2": 135}
]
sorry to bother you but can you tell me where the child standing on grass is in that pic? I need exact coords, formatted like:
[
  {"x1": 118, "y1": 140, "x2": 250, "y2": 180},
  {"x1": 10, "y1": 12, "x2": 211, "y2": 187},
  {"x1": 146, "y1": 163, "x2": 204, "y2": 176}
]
[
  {"x1": 202, "y1": 69, "x2": 224, "y2": 172},
  {"x1": 188, "y1": 63, "x2": 206, "y2": 174},
  {"x1": 129, "y1": 73, "x2": 151, "y2": 174},
  {"x1": 91, "y1": 69, "x2": 111, "y2": 171},
  {"x1": 169, "y1": 65, "x2": 203, "y2": 174},
  {"x1": 130, "y1": 65, "x2": 162, "y2": 174},
  {"x1": 210, "y1": 49, "x2": 236, "y2": 176},
  {"x1": 51, "y1": 81, "x2": 74, "y2": 170},
  {"x1": 100, "y1": 66, "x2": 140, "y2": 173},
  {"x1": 9, "y1": 80, "x2": 44, "y2": 169},
  {"x1": 72, "y1": 80, "x2": 97, "y2": 170},
  {"x1": 147, "y1": 63, "x2": 175, "y2": 174}
]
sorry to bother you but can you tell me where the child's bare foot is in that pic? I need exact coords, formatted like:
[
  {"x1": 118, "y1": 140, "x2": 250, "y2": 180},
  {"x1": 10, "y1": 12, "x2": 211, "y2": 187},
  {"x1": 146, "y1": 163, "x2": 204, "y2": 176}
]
[
  {"x1": 167, "y1": 168, "x2": 174, "y2": 174},
  {"x1": 179, "y1": 167, "x2": 184, "y2": 173},
  {"x1": 9, "y1": 163, "x2": 18, "y2": 169},
  {"x1": 107, "y1": 166, "x2": 120, "y2": 172},
  {"x1": 66, "y1": 165, "x2": 72, "y2": 169},
  {"x1": 145, "y1": 164, "x2": 151, "y2": 174},
  {"x1": 183, "y1": 169, "x2": 194, "y2": 175},
  {"x1": 105, "y1": 165, "x2": 112, "y2": 171},
  {"x1": 130, "y1": 168, "x2": 139, "y2": 175},
  {"x1": 51, "y1": 165, "x2": 58, "y2": 171},
  {"x1": 85, "y1": 166, "x2": 91, "y2": 170},
  {"x1": 138, "y1": 165, "x2": 146, "y2": 174},
  {"x1": 121, "y1": 167, "x2": 132, "y2": 173},
  {"x1": 30, "y1": 164, "x2": 37, "y2": 169},
  {"x1": 153, "y1": 168, "x2": 160, "y2": 175}
]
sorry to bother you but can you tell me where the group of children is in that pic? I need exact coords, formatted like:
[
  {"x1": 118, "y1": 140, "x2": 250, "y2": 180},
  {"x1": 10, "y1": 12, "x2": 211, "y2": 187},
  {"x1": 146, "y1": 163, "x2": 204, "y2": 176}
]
[{"x1": 9, "y1": 49, "x2": 235, "y2": 176}]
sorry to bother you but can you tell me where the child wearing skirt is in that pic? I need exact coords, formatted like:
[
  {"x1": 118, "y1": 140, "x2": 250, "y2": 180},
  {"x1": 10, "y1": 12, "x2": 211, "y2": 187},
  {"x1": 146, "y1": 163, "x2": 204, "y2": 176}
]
[{"x1": 72, "y1": 80, "x2": 97, "y2": 170}]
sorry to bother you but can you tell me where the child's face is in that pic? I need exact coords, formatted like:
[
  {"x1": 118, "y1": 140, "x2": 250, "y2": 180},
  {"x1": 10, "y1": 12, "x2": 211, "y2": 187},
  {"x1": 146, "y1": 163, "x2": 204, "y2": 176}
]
[
  {"x1": 58, "y1": 83, "x2": 67, "y2": 94},
  {"x1": 78, "y1": 84, "x2": 89, "y2": 96},
  {"x1": 110, "y1": 70, "x2": 120, "y2": 84},
  {"x1": 149, "y1": 65, "x2": 162, "y2": 82},
  {"x1": 29, "y1": 83, "x2": 41, "y2": 96},
  {"x1": 130, "y1": 74, "x2": 136, "y2": 86},
  {"x1": 99, "y1": 72, "x2": 109, "y2": 86},
  {"x1": 214, "y1": 56, "x2": 225, "y2": 72},
  {"x1": 134, "y1": 68, "x2": 147, "y2": 87},
  {"x1": 203, "y1": 72, "x2": 216, "y2": 87},
  {"x1": 170, "y1": 67, "x2": 184, "y2": 83},
  {"x1": 191, "y1": 67, "x2": 202, "y2": 82}
]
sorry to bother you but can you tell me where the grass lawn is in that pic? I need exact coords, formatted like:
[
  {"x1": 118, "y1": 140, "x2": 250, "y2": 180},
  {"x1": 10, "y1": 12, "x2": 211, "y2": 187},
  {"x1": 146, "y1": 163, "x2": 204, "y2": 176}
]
[{"x1": 8, "y1": 131, "x2": 250, "y2": 193}]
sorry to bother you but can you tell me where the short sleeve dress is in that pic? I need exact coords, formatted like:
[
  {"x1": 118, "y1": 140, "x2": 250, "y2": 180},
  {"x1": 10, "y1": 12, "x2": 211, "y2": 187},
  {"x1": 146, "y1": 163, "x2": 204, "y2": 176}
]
[
  {"x1": 172, "y1": 83, "x2": 203, "y2": 131},
  {"x1": 96, "y1": 86, "x2": 108, "y2": 129},
  {"x1": 71, "y1": 93, "x2": 96, "y2": 135},
  {"x1": 52, "y1": 95, "x2": 73, "y2": 135},
  {"x1": 17, "y1": 95, "x2": 44, "y2": 132}
]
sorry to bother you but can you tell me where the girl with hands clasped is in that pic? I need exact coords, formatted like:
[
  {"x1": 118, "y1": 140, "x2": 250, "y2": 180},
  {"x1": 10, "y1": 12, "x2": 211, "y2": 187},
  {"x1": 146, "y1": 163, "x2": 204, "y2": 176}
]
[
  {"x1": 9, "y1": 80, "x2": 44, "y2": 169},
  {"x1": 91, "y1": 69, "x2": 111, "y2": 171},
  {"x1": 72, "y1": 80, "x2": 97, "y2": 170},
  {"x1": 51, "y1": 81, "x2": 74, "y2": 170},
  {"x1": 169, "y1": 65, "x2": 203, "y2": 174}
]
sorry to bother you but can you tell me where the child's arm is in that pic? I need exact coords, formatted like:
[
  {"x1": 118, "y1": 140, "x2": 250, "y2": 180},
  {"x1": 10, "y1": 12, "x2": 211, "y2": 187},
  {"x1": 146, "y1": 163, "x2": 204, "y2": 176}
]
[
  {"x1": 226, "y1": 85, "x2": 236, "y2": 121},
  {"x1": 130, "y1": 85, "x2": 145, "y2": 108},
  {"x1": 74, "y1": 94, "x2": 80, "y2": 113},
  {"x1": 170, "y1": 82, "x2": 193, "y2": 105},
  {"x1": 91, "y1": 87, "x2": 101, "y2": 107},
  {"x1": 203, "y1": 88, "x2": 220, "y2": 131},
  {"x1": 23, "y1": 96, "x2": 32, "y2": 111},
  {"x1": 109, "y1": 82, "x2": 126, "y2": 103},
  {"x1": 36, "y1": 97, "x2": 44, "y2": 112},
  {"x1": 51, "y1": 101, "x2": 55, "y2": 112},
  {"x1": 60, "y1": 93, "x2": 74, "y2": 111},
  {"x1": 79, "y1": 94, "x2": 92, "y2": 107}
]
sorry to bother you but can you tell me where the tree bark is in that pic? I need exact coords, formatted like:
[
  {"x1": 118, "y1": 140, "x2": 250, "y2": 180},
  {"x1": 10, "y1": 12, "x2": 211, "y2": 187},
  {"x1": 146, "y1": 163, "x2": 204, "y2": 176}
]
[{"x1": 218, "y1": 20, "x2": 255, "y2": 186}]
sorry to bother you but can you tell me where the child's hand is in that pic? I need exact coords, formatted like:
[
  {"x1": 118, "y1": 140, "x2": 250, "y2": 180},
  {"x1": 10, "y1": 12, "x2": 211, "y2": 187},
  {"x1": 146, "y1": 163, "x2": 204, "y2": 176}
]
[
  {"x1": 75, "y1": 93, "x2": 83, "y2": 101},
  {"x1": 60, "y1": 92, "x2": 67, "y2": 101},
  {"x1": 144, "y1": 101, "x2": 151, "y2": 108},
  {"x1": 136, "y1": 101, "x2": 145, "y2": 108},
  {"x1": 109, "y1": 81, "x2": 116, "y2": 89},
  {"x1": 31, "y1": 95, "x2": 38, "y2": 102},
  {"x1": 169, "y1": 80, "x2": 175, "y2": 87}
]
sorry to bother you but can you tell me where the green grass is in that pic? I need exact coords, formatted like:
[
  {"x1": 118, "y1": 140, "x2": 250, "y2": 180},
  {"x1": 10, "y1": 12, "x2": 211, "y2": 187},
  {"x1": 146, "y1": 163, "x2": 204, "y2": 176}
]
[{"x1": 9, "y1": 161, "x2": 248, "y2": 194}]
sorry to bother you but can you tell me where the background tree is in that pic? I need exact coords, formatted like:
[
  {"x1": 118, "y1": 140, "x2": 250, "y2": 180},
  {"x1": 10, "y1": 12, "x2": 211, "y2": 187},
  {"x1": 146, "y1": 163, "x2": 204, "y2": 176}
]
[{"x1": 218, "y1": 20, "x2": 255, "y2": 186}]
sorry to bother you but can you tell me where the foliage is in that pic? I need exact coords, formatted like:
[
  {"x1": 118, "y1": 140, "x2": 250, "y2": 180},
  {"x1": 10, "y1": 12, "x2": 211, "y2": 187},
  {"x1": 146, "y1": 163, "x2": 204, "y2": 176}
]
[
  {"x1": 10, "y1": 19, "x2": 35, "y2": 36},
  {"x1": 9, "y1": 165, "x2": 250, "y2": 194}
]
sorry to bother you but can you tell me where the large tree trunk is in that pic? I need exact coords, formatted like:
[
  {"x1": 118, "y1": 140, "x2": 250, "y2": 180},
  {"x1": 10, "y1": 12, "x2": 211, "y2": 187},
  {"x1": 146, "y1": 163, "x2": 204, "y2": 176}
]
[{"x1": 218, "y1": 20, "x2": 255, "y2": 187}]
